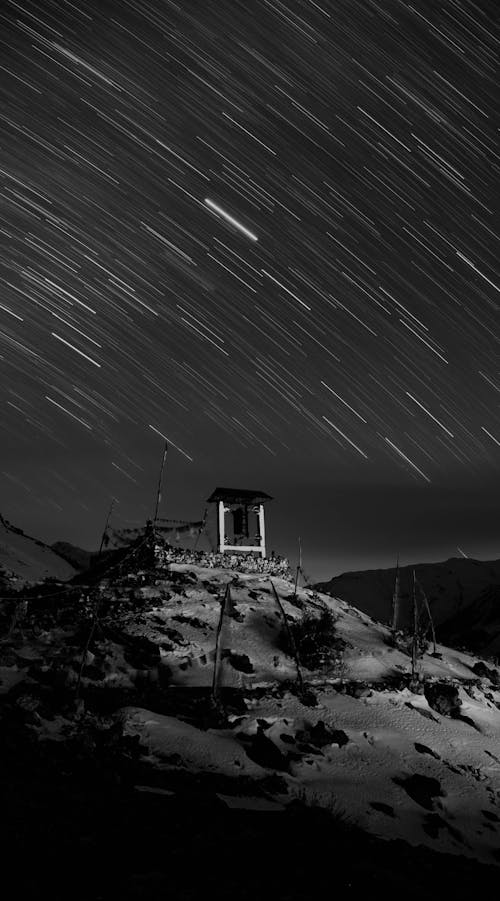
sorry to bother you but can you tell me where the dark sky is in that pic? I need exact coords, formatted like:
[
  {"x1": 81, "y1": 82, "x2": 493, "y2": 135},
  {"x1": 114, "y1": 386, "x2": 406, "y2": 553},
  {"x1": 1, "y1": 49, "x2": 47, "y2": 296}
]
[{"x1": 1, "y1": 0, "x2": 499, "y2": 580}]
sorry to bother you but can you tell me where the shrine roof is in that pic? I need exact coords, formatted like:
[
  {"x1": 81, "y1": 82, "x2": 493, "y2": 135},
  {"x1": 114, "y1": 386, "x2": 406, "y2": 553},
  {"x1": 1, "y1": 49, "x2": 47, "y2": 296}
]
[{"x1": 206, "y1": 487, "x2": 273, "y2": 504}]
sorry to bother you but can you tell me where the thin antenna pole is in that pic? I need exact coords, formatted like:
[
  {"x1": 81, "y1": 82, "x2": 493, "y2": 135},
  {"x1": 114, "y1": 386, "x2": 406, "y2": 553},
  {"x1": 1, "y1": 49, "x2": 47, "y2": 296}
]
[
  {"x1": 416, "y1": 575, "x2": 437, "y2": 655},
  {"x1": 391, "y1": 552, "x2": 400, "y2": 632},
  {"x1": 293, "y1": 536, "x2": 302, "y2": 600},
  {"x1": 411, "y1": 568, "x2": 418, "y2": 680},
  {"x1": 153, "y1": 441, "x2": 168, "y2": 525},
  {"x1": 98, "y1": 498, "x2": 115, "y2": 558}
]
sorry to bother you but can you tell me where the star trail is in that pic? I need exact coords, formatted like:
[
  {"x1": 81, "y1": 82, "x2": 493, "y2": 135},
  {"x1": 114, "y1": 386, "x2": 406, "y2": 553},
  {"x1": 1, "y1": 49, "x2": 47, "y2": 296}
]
[{"x1": 0, "y1": 0, "x2": 499, "y2": 577}]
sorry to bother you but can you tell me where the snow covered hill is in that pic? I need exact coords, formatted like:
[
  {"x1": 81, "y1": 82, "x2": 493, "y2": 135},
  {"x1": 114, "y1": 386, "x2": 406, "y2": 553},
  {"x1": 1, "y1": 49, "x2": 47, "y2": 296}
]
[
  {"x1": 0, "y1": 516, "x2": 77, "y2": 585},
  {"x1": 2, "y1": 553, "x2": 500, "y2": 870}
]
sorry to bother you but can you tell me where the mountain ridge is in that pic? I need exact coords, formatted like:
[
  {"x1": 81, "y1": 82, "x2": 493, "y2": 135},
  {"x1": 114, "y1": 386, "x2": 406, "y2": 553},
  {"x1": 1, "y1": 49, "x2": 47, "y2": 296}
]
[
  {"x1": 315, "y1": 556, "x2": 500, "y2": 654},
  {"x1": 0, "y1": 514, "x2": 77, "y2": 584}
]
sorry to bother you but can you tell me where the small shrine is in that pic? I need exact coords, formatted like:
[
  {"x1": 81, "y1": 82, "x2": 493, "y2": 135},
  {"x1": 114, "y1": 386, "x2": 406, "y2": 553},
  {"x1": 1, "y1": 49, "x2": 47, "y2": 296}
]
[{"x1": 206, "y1": 487, "x2": 273, "y2": 558}]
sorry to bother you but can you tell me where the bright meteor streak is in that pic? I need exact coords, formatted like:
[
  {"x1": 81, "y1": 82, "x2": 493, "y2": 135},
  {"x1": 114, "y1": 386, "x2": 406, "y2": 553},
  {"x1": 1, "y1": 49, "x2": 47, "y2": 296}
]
[
  {"x1": 51, "y1": 333, "x2": 101, "y2": 367},
  {"x1": 204, "y1": 198, "x2": 258, "y2": 242},
  {"x1": 323, "y1": 415, "x2": 369, "y2": 459},
  {"x1": 383, "y1": 436, "x2": 431, "y2": 483},
  {"x1": 481, "y1": 426, "x2": 500, "y2": 447},
  {"x1": 148, "y1": 424, "x2": 194, "y2": 462},
  {"x1": 406, "y1": 392, "x2": 454, "y2": 438}
]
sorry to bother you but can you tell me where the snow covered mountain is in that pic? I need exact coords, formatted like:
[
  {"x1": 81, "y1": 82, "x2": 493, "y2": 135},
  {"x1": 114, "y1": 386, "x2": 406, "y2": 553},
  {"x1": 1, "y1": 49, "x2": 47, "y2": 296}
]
[
  {"x1": 0, "y1": 515, "x2": 77, "y2": 585},
  {"x1": 2, "y1": 548, "x2": 500, "y2": 872},
  {"x1": 315, "y1": 556, "x2": 500, "y2": 649}
]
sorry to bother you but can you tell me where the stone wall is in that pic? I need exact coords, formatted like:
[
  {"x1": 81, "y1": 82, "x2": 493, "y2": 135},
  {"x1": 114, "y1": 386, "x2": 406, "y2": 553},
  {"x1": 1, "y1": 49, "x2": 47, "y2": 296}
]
[{"x1": 153, "y1": 544, "x2": 293, "y2": 580}]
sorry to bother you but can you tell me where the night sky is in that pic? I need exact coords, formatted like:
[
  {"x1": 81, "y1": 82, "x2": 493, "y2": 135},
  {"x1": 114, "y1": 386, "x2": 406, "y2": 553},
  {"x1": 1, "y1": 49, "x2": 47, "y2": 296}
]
[{"x1": 1, "y1": 0, "x2": 499, "y2": 580}]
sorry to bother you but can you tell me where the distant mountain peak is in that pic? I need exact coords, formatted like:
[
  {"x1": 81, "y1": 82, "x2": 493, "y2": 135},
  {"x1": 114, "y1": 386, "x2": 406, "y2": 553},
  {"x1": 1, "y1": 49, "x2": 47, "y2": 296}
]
[{"x1": 315, "y1": 556, "x2": 500, "y2": 656}]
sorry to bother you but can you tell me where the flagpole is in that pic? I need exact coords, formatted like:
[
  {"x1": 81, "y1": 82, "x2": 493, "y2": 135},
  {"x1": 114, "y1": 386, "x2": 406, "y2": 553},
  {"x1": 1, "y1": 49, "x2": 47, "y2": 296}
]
[
  {"x1": 98, "y1": 498, "x2": 115, "y2": 559},
  {"x1": 292, "y1": 535, "x2": 302, "y2": 600},
  {"x1": 153, "y1": 441, "x2": 168, "y2": 526},
  {"x1": 194, "y1": 507, "x2": 208, "y2": 551},
  {"x1": 411, "y1": 568, "x2": 418, "y2": 680},
  {"x1": 391, "y1": 552, "x2": 400, "y2": 632}
]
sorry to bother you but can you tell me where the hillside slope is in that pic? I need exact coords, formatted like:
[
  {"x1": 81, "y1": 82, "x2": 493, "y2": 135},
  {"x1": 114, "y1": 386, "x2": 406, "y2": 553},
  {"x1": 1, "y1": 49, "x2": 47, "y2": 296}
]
[{"x1": 2, "y1": 554, "x2": 500, "y2": 869}]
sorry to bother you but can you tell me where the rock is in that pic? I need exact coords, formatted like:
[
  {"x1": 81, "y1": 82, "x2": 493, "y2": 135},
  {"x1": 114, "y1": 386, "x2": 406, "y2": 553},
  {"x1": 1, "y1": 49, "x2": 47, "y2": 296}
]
[
  {"x1": 221, "y1": 650, "x2": 254, "y2": 674},
  {"x1": 308, "y1": 720, "x2": 349, "y2": 748},
  {"x1": 393, "y1": 774, "x2": 445, "y2": 810},
  {"x1": 472, "y1": 661, "x2": 490, "y2": 679},
  {"x1": 424, "y1": 681, "x2": 462, "y2": 718},
  {"x1": 120, "y1": 634, "x2": 161, "y2": 670},
  {"x1": 244, "y1": 728, "x2": 290, "y2": 771},
  {"x1": 490, "y1": 668, "x2": 500, "y2": 686},
  {"x1": 472, "y1": 661, "x2": 500, "y2": 686},
  {"x1": 353, "y1": 686, "x2": 372, "y2": 699}
]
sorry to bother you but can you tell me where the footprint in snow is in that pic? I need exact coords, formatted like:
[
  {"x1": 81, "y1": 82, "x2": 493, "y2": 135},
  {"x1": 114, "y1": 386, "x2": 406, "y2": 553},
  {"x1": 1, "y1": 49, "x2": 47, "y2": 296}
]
[
  {"x1": 370, "y1": 801, "x2": 395, "y2": 818},
  {"x1": 422, "y1": 813, "x2": 466, "y2": 846},
  {"x1": 414, "y1": 742, "x2": 441, "y2": 760},
  {"x1": 482, "y1": 809, "x2": 500, "y2": 823},
  {"x1": 484, "y1": 749, "x2": 500, "y2": 764},
  {"x1": 404, "y1": 702, "x2": 440, "y2": 723}
]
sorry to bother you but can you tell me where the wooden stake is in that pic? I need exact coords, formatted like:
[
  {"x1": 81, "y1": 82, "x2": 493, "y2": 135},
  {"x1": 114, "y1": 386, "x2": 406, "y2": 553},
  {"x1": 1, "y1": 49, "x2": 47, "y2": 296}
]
[
  {"x1": 212, "y1": 583, "x2": 231, "y2": 703},
  {"x1": 270, "y1": 579, "x2": 304, "y2": 695},
  {"x1": 153, "y1": 441, "x2": 168, "y2": 526}
]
